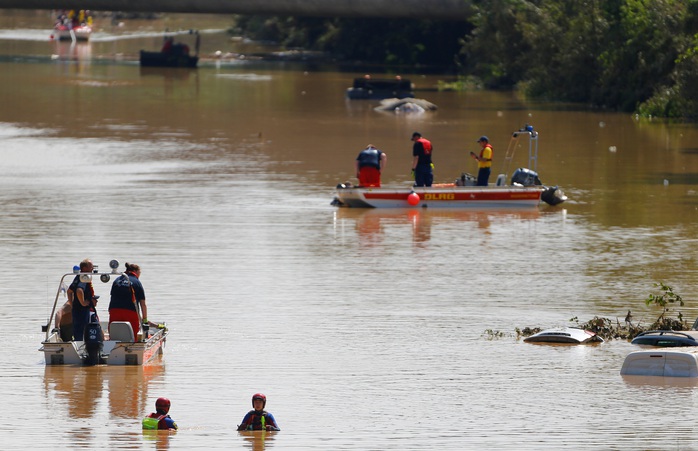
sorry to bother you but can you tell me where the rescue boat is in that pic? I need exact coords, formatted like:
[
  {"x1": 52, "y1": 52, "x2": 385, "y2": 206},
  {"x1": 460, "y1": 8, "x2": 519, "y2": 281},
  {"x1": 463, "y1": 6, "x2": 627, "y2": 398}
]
[
  {"x1": 39, "y1": 260, "x2": 168, "y2": 366},
  {"x1": 332, "y1": 125, "x2": 567, "y2": 209}
]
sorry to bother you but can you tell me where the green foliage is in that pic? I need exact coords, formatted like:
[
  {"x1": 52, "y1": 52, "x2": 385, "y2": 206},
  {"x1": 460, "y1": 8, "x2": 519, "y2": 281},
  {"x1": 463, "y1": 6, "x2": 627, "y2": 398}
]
[
  {"x1": 483, "y1": 329, "x2": 507, "y2": 339},
  {"x1": 231, "y1": 15, "x2": 470, "y2": 68},
  {"x1": 518, "y1": 282, "x2": 691, "y2": 341},
  {"x1": 645, "y1": 281, "x2": 684, "y2": 321},
  {"x1": 437, "y1": 75, "x2": 482, "y2": 91},
  {"x1": 231, "y1": 0, "x2": 698, "y2": 117}
]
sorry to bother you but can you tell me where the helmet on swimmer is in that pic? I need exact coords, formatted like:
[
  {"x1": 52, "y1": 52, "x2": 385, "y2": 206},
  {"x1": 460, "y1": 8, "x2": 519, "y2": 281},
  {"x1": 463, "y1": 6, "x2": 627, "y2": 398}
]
[
  {"x1": 156, "y1": 397, "x2": 171, "y2": 413},
  {"x1": 252, "y1": 393, "x2": 266, "y2": 408}
]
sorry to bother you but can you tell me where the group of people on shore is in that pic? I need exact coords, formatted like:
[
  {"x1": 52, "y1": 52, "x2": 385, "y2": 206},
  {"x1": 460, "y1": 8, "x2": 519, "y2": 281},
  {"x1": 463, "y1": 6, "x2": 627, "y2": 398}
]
[
  {"x1": 354, "y1": 132, "x2": 493, "y2": 188},
  {"x1": 142, "y1": 393, "x2": 280, "y2": 432},
  {"x1": 53, "y1": 259, "x2": 147, "y2": 342}
]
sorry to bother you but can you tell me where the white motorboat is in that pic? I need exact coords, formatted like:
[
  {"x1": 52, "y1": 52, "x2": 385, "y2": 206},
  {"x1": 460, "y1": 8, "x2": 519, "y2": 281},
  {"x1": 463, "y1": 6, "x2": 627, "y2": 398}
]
[
  {"x1": 621, "y1": 349, "x2": 698, "y2": 377},
  {"x1": 40, "y1": 260, "x2": 168, "y2": 366},
  {"x1": 524, "y1": 327, "x2": 604, "y2": 344},
  {"x1": 332, "y1": 125, "x2": 567, "y2": 209}
]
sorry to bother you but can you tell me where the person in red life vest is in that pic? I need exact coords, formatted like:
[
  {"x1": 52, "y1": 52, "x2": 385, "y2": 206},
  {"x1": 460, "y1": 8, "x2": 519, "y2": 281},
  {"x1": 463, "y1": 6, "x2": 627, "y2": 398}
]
[
  {"x1": 355, "y1": 144, "x2": 387, "y2": 187},
  {"x1": 142, "y1": 397, "x2": 178, "y2": 430},
  {"x1": 470, "y1": 135, "x2": 493, "y2": 186},
  {"x1": 237, "y1": 393, "x2": 280, "y2": 431},
  {"x1": 161, "y1": 36, "x2": 174, "y2": 53},
  {"x1": 411, "y1": 132, "x2": 433, "y2": 187},
  {"x1": 108, "y1": 262, "x2": 148, "y2": 340}
]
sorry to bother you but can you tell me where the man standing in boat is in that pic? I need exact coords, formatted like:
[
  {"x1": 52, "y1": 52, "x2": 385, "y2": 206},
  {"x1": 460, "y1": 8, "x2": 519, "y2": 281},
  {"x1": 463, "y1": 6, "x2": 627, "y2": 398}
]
[
  {"x1": 355, "y1": 144, "x2": 387, "y2": 187},
  {"x1": 108, "y1": 262, "x2": 148, "y2": 340},
  {"x1": 470, "y1": 136, "x2": 493, "y2": 186},
  {"x1": 67, "y1": 259, "x2": 97, "y2": 341},
  {"x1": 411, "y1": 132, "x2": 433, "y2": 187}
]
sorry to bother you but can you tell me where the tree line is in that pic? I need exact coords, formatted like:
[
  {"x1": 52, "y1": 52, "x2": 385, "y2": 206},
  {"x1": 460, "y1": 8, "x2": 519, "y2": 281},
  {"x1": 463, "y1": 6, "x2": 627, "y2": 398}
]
[{"x1": 230, "y1": 0, "x2": 698, "y2": 119}]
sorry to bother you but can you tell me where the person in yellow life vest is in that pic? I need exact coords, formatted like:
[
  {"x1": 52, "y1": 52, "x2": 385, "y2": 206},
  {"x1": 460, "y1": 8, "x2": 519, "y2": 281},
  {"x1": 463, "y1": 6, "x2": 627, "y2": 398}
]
[
  {"x1": 470, "y1": 135, "x2": 493, "y2": 186},
  {"x1": 142, "y1": 397, "x2": 178, "y2": 430}
]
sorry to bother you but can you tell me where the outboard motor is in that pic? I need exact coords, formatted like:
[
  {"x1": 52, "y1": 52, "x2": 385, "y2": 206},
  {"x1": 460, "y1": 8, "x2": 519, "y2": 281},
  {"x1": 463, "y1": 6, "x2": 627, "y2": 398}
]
[
  {"x1": 511, "y1": 168, "x2": 542, "y2": 186},
  {"x1": 512, "y1": 168, "x2": 567, "y2": 205},
  {"x1": 84, "y1": 321, "x2": 104, "y2": 366},
  {"x1": 541, "y1": 186, "x2": 568, "y2": 206}
]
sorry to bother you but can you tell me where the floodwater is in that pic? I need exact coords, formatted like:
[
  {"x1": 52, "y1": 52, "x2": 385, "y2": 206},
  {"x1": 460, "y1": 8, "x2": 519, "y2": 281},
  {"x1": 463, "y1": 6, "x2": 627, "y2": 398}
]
[{"x1": 2, "y1": 10, "x2": 698, "y2": 450}]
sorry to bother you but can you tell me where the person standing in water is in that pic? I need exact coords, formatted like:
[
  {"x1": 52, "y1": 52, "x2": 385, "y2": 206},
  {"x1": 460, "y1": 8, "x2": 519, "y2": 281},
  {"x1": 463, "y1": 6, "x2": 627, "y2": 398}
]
[{"x1": 237, "y1": 393, "x2": 280, "y2": 431}]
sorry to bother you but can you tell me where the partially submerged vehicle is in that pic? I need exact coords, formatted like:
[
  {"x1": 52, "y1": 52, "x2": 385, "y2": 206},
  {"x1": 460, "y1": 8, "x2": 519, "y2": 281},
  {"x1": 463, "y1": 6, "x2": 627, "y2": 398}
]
[
  {"x1": 374, "y1": 97, "x2": 437, "y2": 114},
  {"x1": 524, "y1": 327, "x2": 604, "y2": 344},
  {"x1": 621, "y1": 350, "x2": 698, "y2": 377},
  {"x1": 631, "y1": 330, "x2": 698, "y2": 347},
  {"x1": 40, "y1": 260, "x2": 168, "y2": 365},
  {"x1": 332, "y1": 125, "x2": 567, "y2": 208},
  {"x1": 620, "y1": 322, "x2": 698, "y2": 377}
]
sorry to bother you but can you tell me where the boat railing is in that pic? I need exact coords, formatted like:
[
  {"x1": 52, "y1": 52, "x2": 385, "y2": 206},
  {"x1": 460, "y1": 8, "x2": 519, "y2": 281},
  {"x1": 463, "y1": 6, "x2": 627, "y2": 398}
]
[
  {"x1": 501, "y1": 125, "x2": 539, "y2": 180},
  {"x1": 42, "y1": 260, "x2": 139, "y2": 341}
]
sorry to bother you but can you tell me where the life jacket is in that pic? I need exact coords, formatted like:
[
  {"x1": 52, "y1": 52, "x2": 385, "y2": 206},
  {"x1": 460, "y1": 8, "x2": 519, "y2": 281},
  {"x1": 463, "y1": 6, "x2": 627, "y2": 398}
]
[
  {"x1": 109, "y1": 273, "x2": 138, "y2": 312},
  {"x1": 142, "y1": 413, "x2": 166, "y2": 430},
  {"x1": 241, "y1": 411, "x2": 271, "y2": 430},
  {"x1": 357, "y1": 148, "x2": 382, "y2": 170},
  {"x1": 142, "y1": 413, "x2": 171, "y2": 430},
  {"x1": 414, "y1": 138, "x2": 433, "y2": 167},
  {"x1": 69, "y1": 277, "x2": 96, "y2": 314},
  {"x1": 416, "y1": 137, "x2": 432, "y2": 155},
  {"x1": 479, "y1": 144, "x2": 493, "y2": 168}
]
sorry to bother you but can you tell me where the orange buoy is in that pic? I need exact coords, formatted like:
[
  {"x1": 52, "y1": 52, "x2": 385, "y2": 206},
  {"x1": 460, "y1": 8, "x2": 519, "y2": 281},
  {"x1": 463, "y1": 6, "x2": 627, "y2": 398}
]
[{"x1": 407, "y1": 192, "x2": 420, "y2": 206}]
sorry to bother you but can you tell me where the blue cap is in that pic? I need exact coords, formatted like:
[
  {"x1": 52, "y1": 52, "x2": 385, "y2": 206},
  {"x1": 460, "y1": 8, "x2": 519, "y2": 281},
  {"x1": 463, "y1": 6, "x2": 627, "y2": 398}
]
[
  {"x1": 73, "y1": 265, "x2": 80, "y2": 273},
  {"x1": 477, "y1": 136, "x2": 489, "y2": 142}
]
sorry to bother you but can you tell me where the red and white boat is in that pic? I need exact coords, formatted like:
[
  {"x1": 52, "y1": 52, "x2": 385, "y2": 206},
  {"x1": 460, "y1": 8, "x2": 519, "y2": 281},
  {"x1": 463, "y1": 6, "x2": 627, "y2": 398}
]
[
  {"x1": 52, "y1": 10, "x2": 93, "y2": 42},
  {"x1": 53, "y1": 24, "x2": 92, "y2": 42},
  {"x1": 333, "y1": 125, "x2": 567, "y2": 209}
]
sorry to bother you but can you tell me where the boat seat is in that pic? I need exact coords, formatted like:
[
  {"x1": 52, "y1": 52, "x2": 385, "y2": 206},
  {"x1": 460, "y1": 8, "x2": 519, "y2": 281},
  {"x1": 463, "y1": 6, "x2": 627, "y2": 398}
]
[
  {"x1": 495, "y1": 174, "x2": 506, "y2": 186},
  {"x1": 109, "y1": 321, "x2": 135, "y2": 342}
]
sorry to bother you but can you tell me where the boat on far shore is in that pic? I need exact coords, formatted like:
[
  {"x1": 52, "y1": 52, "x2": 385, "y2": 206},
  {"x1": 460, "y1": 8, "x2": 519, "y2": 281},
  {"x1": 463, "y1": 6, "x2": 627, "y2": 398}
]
[
  {"x1": 346, "y1": 76, "x2": 414, "y2": 100},
  {"x1": 140, "y1": 32, "x2": 200, "y2": 68},
  {"x1": 52, "y1": 9, "x2": 92, "y2": 42}
]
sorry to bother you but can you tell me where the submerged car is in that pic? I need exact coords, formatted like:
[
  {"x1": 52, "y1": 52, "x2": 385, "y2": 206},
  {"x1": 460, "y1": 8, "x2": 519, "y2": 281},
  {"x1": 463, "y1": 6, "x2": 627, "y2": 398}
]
[{"x1": 631, "y1": 330, "x2": 698, "y2": 347}]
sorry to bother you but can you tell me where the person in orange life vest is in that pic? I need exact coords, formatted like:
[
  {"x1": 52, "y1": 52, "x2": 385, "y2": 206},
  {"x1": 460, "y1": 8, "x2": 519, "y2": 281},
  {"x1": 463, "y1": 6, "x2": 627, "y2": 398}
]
[
  {"x1": 108, "y1": 262, "x2": 148, "y2": 339},
  {"x1": 470, "y1": 135, "x2": 493, "y2": 186},
  {"x1": 237, "y1": 393, "x2": 280, "y2": 431},
  {"x1": 143, "y1": 397, "x2": 178, "y2": 430},
  {"x1": 411, "y1": 132, "x2": 433, "y2": 187},
  {"x1": 355, "y1": 144, "x2": 387, "y2": 187}
]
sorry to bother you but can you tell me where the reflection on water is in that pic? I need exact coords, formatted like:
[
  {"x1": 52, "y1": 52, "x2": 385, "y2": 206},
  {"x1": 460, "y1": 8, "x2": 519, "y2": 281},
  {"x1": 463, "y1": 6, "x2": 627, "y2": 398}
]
[
  {"x1": 143, "y1": 429, "x2": 177, "y2": 451},
  {"x1": 51, "y1": 40, "x2": 92, "y2": 62},
  {"x1": 43, "y1": 362, "x2": 165, "y2": 419},
  {"x1": 238, "y1": 431, "x2": 277, "y2": 451},
  {"x1": 335, "y1": 207, "x2": 544, "y2": 247}
]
